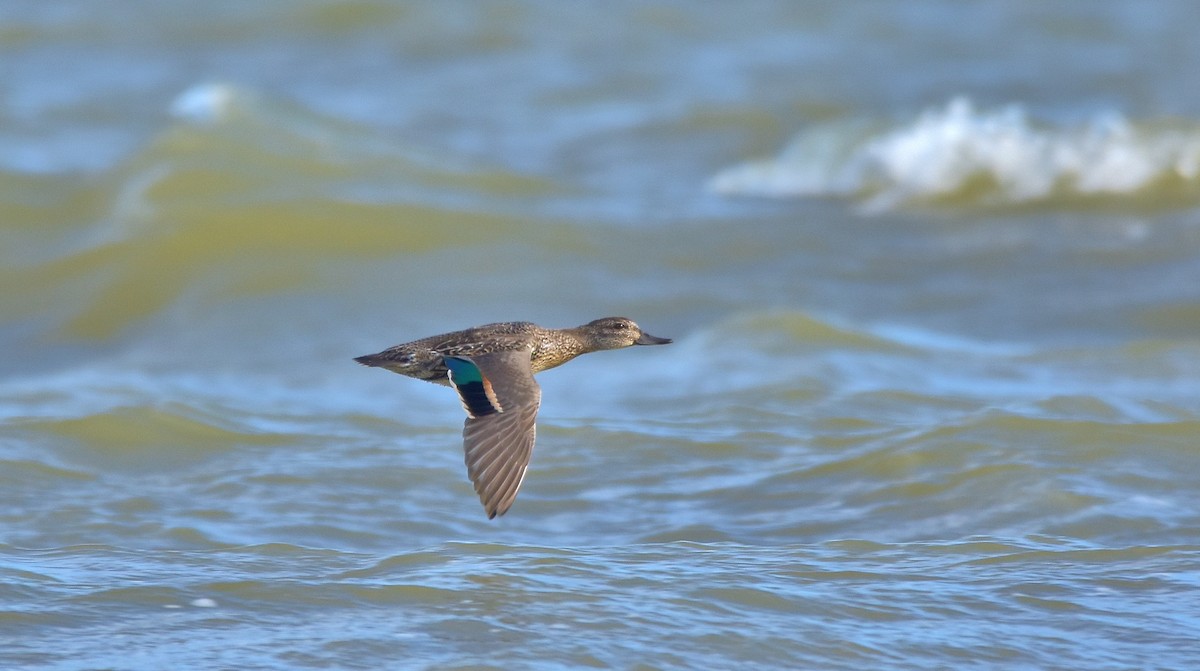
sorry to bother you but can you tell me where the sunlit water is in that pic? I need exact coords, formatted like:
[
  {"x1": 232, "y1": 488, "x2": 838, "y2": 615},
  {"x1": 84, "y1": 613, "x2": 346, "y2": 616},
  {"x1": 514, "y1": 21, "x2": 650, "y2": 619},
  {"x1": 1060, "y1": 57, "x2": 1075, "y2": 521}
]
[{"x1": 4, "y1": 2, "x2": 1200, "y2": 669}]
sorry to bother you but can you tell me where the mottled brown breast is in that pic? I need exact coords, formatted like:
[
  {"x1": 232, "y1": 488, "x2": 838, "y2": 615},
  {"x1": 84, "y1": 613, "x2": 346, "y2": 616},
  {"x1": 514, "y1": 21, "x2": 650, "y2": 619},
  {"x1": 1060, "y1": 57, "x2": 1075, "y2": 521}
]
[{"x1": 529, "y1": 330, "x2": 585, "y2": 373}]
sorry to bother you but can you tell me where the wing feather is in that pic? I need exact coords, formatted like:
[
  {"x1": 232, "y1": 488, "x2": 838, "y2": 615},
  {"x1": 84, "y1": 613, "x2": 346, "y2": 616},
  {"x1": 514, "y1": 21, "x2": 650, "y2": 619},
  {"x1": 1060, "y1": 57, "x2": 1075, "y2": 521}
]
[{"x1": 446, "y1": 350, "x2": 542, "y2": 518}]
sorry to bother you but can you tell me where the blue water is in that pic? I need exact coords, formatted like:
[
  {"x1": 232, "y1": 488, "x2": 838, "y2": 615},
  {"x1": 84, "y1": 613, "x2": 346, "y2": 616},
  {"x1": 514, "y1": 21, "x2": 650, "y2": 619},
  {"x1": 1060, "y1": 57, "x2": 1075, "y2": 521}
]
[{"x1": 4, "y1": 2, "x2": 1200, "y2": 669}]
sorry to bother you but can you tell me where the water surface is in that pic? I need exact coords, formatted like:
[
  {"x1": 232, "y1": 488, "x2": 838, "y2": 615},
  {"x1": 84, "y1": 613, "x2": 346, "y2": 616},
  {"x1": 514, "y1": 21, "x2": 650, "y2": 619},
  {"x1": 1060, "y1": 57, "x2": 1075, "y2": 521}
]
[{"x1": 3, "y1": 2, "x2": 1200, "y2": 669}]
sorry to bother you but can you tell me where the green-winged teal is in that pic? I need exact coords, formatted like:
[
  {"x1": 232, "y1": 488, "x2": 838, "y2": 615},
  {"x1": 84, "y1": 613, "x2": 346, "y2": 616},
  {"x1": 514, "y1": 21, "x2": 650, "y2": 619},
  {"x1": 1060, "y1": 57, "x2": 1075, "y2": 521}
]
[{"x1": 354, "y1": 317, "x2": 671, "y2": 518}]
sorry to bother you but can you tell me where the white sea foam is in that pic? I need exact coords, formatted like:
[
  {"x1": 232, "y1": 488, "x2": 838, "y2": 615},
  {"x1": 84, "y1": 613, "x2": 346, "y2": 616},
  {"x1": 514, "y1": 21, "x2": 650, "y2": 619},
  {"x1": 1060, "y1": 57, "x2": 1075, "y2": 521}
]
[
  {"x1": 169, "y1": 82, "x2": 242, "y2": 124},
  {"x1": 710, "y1": 97, "x2": 1200, "y2": 211}
]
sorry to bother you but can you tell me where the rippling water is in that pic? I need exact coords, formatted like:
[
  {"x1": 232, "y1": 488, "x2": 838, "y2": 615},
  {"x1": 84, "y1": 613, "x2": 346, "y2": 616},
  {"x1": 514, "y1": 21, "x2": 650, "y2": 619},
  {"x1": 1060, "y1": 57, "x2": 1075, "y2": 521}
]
[{"x1": 4, "y1": 2, "x2": 1200, "y2": 669}]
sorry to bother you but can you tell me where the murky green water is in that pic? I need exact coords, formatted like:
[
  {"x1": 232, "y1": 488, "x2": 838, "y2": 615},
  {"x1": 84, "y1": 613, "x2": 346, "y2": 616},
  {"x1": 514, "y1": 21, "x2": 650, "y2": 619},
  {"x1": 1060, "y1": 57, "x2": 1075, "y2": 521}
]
[{"x1": 3, "y1": 2, "x2": 1200, "y2": 669}]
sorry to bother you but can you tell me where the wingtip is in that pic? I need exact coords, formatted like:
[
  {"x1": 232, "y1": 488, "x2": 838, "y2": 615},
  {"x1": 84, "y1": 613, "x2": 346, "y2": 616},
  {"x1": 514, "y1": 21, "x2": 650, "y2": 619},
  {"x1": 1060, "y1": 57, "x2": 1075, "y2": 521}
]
[{"x1": 484, "y1": 500, "x2": 513, "y2": 519}]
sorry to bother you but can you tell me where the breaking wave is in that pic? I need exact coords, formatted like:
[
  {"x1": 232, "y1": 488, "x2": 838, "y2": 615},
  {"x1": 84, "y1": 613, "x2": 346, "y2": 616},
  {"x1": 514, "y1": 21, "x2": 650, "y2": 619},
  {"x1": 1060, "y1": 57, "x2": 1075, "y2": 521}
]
[{"x1": 710, "y1": 97, "x2": 1200, "y2": 211}]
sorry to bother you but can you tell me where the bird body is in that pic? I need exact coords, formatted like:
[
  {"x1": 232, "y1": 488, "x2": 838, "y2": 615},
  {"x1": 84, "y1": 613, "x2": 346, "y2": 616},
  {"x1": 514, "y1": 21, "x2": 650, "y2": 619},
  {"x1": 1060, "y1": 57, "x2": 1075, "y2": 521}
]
[{"x1": 355, "y1": 317, "x2": 671, "y2": 518}]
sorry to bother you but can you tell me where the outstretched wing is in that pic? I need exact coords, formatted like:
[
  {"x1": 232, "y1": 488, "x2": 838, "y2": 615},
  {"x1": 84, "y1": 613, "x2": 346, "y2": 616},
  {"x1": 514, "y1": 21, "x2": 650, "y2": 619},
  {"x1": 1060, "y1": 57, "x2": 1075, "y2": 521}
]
[{"x1": 444, "y1": 350, "x2": 542, "y2": 519}]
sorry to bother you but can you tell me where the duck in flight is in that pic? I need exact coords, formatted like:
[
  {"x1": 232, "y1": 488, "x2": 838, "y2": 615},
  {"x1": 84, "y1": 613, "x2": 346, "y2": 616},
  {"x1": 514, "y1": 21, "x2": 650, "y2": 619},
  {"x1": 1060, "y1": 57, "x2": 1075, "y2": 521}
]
[{"x1": 354, "y1": 317, "x2": 671, "y2": 518}]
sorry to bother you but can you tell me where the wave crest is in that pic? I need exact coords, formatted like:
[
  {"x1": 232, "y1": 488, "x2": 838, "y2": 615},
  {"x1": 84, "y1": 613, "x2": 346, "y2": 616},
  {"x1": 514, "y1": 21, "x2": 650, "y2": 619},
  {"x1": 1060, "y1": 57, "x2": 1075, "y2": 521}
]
[{"x1": 710, "y1": 98, "x2": 1200, "y2": 211}]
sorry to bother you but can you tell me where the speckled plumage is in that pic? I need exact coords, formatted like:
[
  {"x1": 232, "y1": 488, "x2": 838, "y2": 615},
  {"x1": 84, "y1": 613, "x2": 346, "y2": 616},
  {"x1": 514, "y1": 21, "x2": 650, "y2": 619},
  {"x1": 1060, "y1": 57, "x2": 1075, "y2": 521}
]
[
  {"x1": 354, "y1": 317, "x2": 671, "y2": 518},
  {"x1": 354, "y1": 320, "x2": 595, "y2": 385}
]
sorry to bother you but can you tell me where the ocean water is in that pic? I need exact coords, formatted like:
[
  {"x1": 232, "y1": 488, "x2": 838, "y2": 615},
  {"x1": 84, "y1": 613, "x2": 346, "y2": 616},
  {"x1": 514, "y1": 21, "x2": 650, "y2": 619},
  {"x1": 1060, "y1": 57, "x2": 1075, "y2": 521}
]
[{"x1": 4, "y1": 2, "x2": 1200, "y2": 669}]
